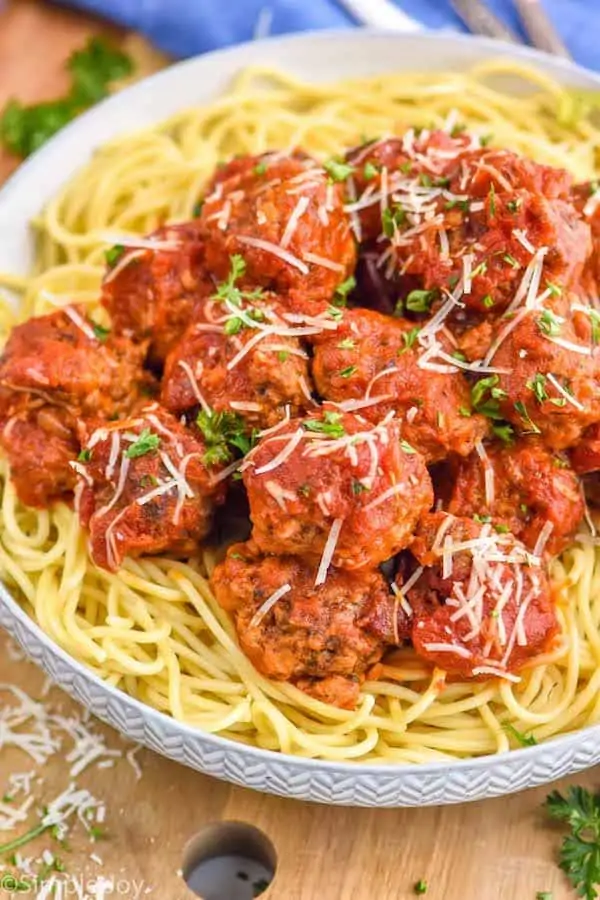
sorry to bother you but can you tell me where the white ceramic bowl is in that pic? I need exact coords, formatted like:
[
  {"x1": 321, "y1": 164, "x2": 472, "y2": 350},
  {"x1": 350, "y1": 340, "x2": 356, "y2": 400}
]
[{"x1": 1, "y1": 30, "x2": 600, "y2": 808}]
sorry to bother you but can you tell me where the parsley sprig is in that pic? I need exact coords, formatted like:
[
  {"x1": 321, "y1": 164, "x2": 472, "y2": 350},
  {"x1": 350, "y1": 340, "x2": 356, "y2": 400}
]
[
  {"x1": 545, "y1": 786, "x2": 600, "y2": 900},
  {"x1": 0, "y1": 38, "x2": 133, "y2": 158},
  {"x1": 196, "y1": 410, "x2": 255, "y2": 466},
  {"x1": 302, "y1": 410, "x2": 345, "y2": 438},
  {"x1": 124, "y1": 429, "x2": 160, "y2": 459},
  {"x1": 213, "y1": 255, "x2": 266, "y2": 333},
  {"x1": 471, "y1": 375, "x2": 507, "y2": 420}
]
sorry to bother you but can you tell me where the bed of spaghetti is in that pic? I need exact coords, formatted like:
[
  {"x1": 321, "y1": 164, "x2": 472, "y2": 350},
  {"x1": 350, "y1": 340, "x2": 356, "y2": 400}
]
[{"x1": 1, "y1": 60, "x2": 600, "y2": 763}]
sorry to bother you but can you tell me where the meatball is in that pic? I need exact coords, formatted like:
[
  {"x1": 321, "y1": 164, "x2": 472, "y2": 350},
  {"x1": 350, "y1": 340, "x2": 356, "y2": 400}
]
[
  {"x1": 311, "y1": 308, "x2": 488, "y2": 462},
  {"x1": 101, "y1": 223, "x2": 214, "y2": 365},
  {"x1": 242, "y1": 408, "x2": 433, "y2": 570},
  {"x1": 349, "y1": 136, "x2": 589, "y2": 316},
  {"x1": 161, "y1": 293, "x2": 313, "y2": 430},
  {"x1": 489, "y1": 310, "x2": 600, "y2": 449},
  {"x1": 397, "y1": 512, "x2": 558, "y2": 679},
  {"x1": 0, "y1": 308, "x2": 153, "y2": 506},
  {"x1": 446, "y1": 439, "x2": 584, "y2": 556},
  {"x1": 571, "y1": 421, "x2": 600, "y2": 475},
  {"x1": 199, "y1": 152, "x2": 356, "y2": 309},
  {"x1": 76, "y1": 405, "x2": 225, "y2": 570},
  {"x1": 572, "y1": 182, "x2": 600, "y2": 299},
  {"x1": 212, "y1": 540, "x2": 393, "y2": 708},
  {"x1": 0, "y1": 407, "x2": 78, "y2": 507}
]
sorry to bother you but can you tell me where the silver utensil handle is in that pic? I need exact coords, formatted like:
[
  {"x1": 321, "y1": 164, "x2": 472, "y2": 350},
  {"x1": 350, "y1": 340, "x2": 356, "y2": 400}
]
[
  {"x1": 513, "y1": 0, "x2": 572, "y2": 58},
  {"x1": 450, "y1": 0, "x2": 522, "y2": 43},
  {"x1": 335, "y1": 0, "x2": 422, "y2": 32}
]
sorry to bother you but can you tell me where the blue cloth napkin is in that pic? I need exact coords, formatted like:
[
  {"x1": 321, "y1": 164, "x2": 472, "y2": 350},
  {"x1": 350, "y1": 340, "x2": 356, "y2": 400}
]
[{"x1": 62, "y1": 0, "x2": 598, "y2": 72}]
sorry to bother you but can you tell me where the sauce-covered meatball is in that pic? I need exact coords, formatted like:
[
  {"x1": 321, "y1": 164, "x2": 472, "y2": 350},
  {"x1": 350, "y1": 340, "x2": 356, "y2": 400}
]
[
  {"x1": 311, "y1": 307, "x2": 488, "y2": 462},
  {"x1": 446, "y1": 439, "x2": 583, "y2": 556},
  {"x1": 101, "y1": 223, "x2": 213, "y2": 365},
  {"x1": 212, "y1": 540, "x2": 393, "y2": 708},
  {"x1": 348, "y1": 135, "x2": 589, "y2": 316},
  {"x1": 242, "y1": 408, "x2": 433, "y2": 570},
  {"x1": 199, "y1": 152, "x2": 355, "y2": 309},
  {"x1": 161, "y1": 290, "x2": 313, "y2": 430},
  {"x1": 488, "y1": 310, "x2": 600, "y2": 449},
  {"x1": 397, "y1": 512, "x2": 558, "y2": 679},
  {"x1": 0, "y1": 307, "x2": 153, "y2": 506},
  {"x1": 76, "y1": 405, "x2": 225, "y2": 570}
]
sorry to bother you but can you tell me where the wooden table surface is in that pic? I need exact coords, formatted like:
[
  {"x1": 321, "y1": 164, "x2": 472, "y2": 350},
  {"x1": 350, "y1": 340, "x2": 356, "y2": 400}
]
[{"x1": 0, "y1": 2, "x2": 596, "y2": 899}]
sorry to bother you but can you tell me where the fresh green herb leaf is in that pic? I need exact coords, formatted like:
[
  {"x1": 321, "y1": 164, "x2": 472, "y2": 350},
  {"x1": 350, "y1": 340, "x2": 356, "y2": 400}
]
[
  {"x1": 506, "y1": 198, "x2": 522, "y2": 214},
  {"x1": 488, "y1": 183, "x2": 496, "y2": 217},
  {"x1": 406, "y1": 289, "x2": 437, "y2": 313},
  {"x1": 192, "y1": 200, "x2": 204, "y2": 218},
  {"x1": 414, "y1": 879, "x2": 428, "y2": 895},
  {"x1": 327, "y1": 305, "x2": 344, "y2": 322},
  {"x1": 504, "y1": 723, "x2": 537, "y2": 747},
  {"x1": 471, "y1": 261, "x2": 488, "y2": 279},
  {"x1": 124, "y1": 429, "x2": 160, "y2": 459},
  {"x1": 363, "y1": 162, "x2": 379, "y2": 180},
  {"x1": 333, "y1": 275, "x2": 356, "y2": 307},
  {"x1": 105, "y1": 244, "x2": 125, "y2": 268},
  {"x1": 254, "y1": 161, "x2": 267, "y2": 176},
  {"x1": 352, "y1": 480, "x2": 369, "y2": 495},
  {"x1": 520, "y1": 503, "x2": 529, "y2": 514},
  {"x1": 492, "y1": 422, "x2": 514, "y2": 444},
  {"x1": 324, "y1": 159, "x2": 354, "y2": 182},
  {"x1": 527, "y1": 373, "x2": 548, "y2": 404},
  {"x1": 277, "y1": 351, "x2": 289, "y2": 363},
  {"x1": 400, "y1": 160, "x2": 412, "y2": 174},
  {"x1": 89, "y1": 825, "x2": 106, "y2": 841},
  {"x1": 382, "y1": 204, "x2": 407, "y2": 237},
  {"x1": 224, "y1": 317, "x2": 243, "y2": 336},
  {"x1": 590, "y1": 181, "x2": 599, "y2": 196},
  {"x1": 418, "y1": 173, "x2": 433, "y2": 187},
  {"x1": 92, "y1": 323, "x2": 110, "y2": 342},
  {"x1": 0, "y1": 38, "x2": 133, "y2": 158},
  {"x1": 303, "y1": 410, "x2": 345, "y2": 438},
  {"x1": 400, "y1": 440, "x2": 417, "y2": 454},
  {"x1": 535, "y1": 893, "x2": 553, "y2": 900},
  {"x1": 459, "y1": 406, "x2": 472, "y2": 417},
  {"x1": 480, "y1": 133, "x2": 493, "y2": 147},
  {"x1": 139, "y1": 474, "x2": 158, "y2": 489},
  {"x1": 503, "y1": 253, "x2": 520, "y2": 269},
  {"x1": 482, "y1": 294, "x2": 494, "y2": 308},
  {"x1": 78, "y1": 448, "x2": 92, "y2": 463},
  {"x1": 545, "y1": 281, "x2": 562, "y2": 297},
  {"x1": 514, "y1": 401, "x2": 541, "y2": 434},
  {"x1": 589, "y1": 309, "x2": 600, "y2": 345},
  {"x1": 538, "y1": 309, "x2": 563, "y2": 338},
  {"x1": 451, "y1": 123, "x2": 466, "y2": 137},
  {"x1": 474, "y1": 514, "x2": 492, "y2": 524},
  {"x1": 197, "y1": 410, "x2": 252, "y2": 466},
  {"x1": 494, "y1": 523, "x2": 510, "y2": 534},
  {"x1": 445, "y1": 198, "x2": 469, "y2": 212},
  {"x1": 0, "y1": 821, "x2": 51, "y2": 856},
  {"x1": 545, "y1": 786, "x2": 600, "y2": 900},
  {"x1": 298, "y1": 484, "x2": 311, "y2": 497},
  {"x1": 339, "y1": 365, "x2": 357, "y2": 378},
  {"x1": 399, "y1": 327, "x2": 421, "y2": 353},
  {"x1": 452, "y1": 349, "x2": 467, "y2": 361},
  {"x1": 471, "y1": 375, "x2": 507, "y2": 420},
  {"x1": 337, "y1": 338, "x2": 356, "y2": 350},
  {"x1": 2, "y1": 794, "x2": 13, "y2": 803}
]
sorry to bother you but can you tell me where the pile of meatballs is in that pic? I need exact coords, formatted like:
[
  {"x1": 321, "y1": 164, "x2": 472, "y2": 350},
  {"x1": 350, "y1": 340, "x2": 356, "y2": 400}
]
[{"x1": 1, "y1": 126, "x2": 599, "y2": 709}]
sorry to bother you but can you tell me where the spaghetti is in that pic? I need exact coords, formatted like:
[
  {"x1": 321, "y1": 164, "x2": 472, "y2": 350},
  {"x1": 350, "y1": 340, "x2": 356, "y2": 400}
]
[{"x1": 1, "y1": 61, "x2": 600, "y2": 762}]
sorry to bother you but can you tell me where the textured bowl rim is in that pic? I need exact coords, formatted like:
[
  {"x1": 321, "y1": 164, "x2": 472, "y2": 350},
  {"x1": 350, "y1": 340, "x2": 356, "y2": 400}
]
[{"x1": 1, "y1": 27, "x2": 600, "y2": 786}]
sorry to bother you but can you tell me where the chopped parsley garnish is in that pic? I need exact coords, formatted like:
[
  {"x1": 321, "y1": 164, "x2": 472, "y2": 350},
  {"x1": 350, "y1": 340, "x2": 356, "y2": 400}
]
[
  {"x1": 192, "y1": 200, "x2": 204, "y2": 218},
  {"x1": 492, "y1": 422, "x2": 514, "y2": 444},
  {"x1": 324, "y1": 159, "x2": 354, "y2": 182},
  {"x1": 482, "y1": 294, "x2": 494, "y2": 308},
  {"x1": 471, "y1": 261, "x2": 488, "y2": 279},
  {"x1": 526, "y1": 373, "x2": 548, "y2": 404},
  {"x1": 590, "y1": 181, "x2": 600, "y2": 196},
  {"x1": 502, "y1": 253, "x2": 520, "y2": 269},
  {"x1": 400, "y1": 440, "x2": 417, "y2": 454},
  {"x1": 298, "y1": 484, "x2": 311, "y2": 497},
  {"x1": 124, "y1": 429, "x2": 160, "y2": 459},
  {"x1": 506, "y1": 197, "x2": 522, "y2": 214},
  {"x1": 363, "y1": 162, "x2": 379, "y2": 180},
  {"x1": 545, "y1": 786, "x2": 600, "y2": 900},
  {"x1": 212, "y1": 255, "x2": 264, "y2": 329},
  {"x1": 277, "y1": 351, "x2": 289, "y2": 363},
  {"x1": 514, "y1": 400, "x2": 541, "y2": 434},
  {"x1": 399, "y1": 327, "x2": 421, "y2": 353},
  {"x1": 406, "y1": 289, "x2": 437, "y2": 313},
  {"x1": 352, "y1": 480, "x2": 369, "y2": 495},
  {"x1": 333, "y1": 275, "x2": 356, "y2": 307},
  {"x1": 105, "y1": 244, "x2": 125, "y2": 268},
  {"x1": 382, "y1": 204, "x2": 407, "y2": 237},
  {"x1": 537, "y1": 309, "x2": 563, "y2": 337},
  {"x1": 433, "y1": 175, "x2": 451, "y2": 187},
  {"x1": 303, "y1": 411, "x2": 346, "y2": 438},
  {"x1": 494, "y1": 523, "x2": 510, "y2": 534},
  {"x1": 337, "y1": 337, "x2": 356, "y2": 350},
  {"x1": 452, "y1": 349, "x2": 467, "y2": 362},
  {"x1": 418, "y1": 173, "x2": 433, "y2": 187},
  {"x1": 504, "y1": 723, "x2": 537, "y2": 747},
  {"x1": 459, "y1": 406, "x2": 472, "y2": 417},
  {"x1": 545, "y1": 281, "x2": 562, "y2": 297},
  {"x1": 480, "y1": 133, "x2": 493, "y2": 147},
  {"x1": 2, "y1": 794, "x2": 13, "y2": 803},
  {"x1": 451, "y1": 123, "x2": 466, "y2": 137},
  {"x1": 139, "y1": 474, "x2": 159, "y2": 489},
  {"x1": 589, "y1": 309, "x2": 600, "y2": 345},
  {"x1": 474, "y1": 514, "x2": 491, "y2": 524},
  {"x1": 445, "y1": 198, "x2": 469, "y2": 212},
  {"x1": 327, "y1": 304, "x2": 345, "y2": 322},
  {"x1": 488, "y1": 183, "x2": 496, "y2": 216},
  {"x1": 520, "y1": 503, "x2": 529, "y2": 514},
  {"x1": 471, "y1": 375, "x2": 507, "y2": 420},
  {"x1": 413, "y1": 879, "x2": 428, "y2": 895},
  {"x1": 536, "y1": 893, "x2": 553, "y2": 900},
  {"x1": 339, "y1": 365, "x2": 357, "y2": 378},
  {"x1": 92, "y1": 323, "x2": 110, "y2": 342},
  {"x1": 0, "y1": 38, "x2": 133, "y2": 158},
  {"x1": 254, "y1": 161, "x2": 267, "y2": 175},
  {"x1": 196, "y1": 410, "x2": 254, "y2": 466},
  {"x1": 400, "y1": 160, "x2": 413, "y2": 174},
  {"x1": 78, "y1": 448, "x2": 92, "y2": 463}
]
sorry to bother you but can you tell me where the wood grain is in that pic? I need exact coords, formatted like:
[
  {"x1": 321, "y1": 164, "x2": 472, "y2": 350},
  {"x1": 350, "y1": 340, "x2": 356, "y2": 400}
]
[{"x1": 0, "y1": 2, "x2": 596, "y2": 898}]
